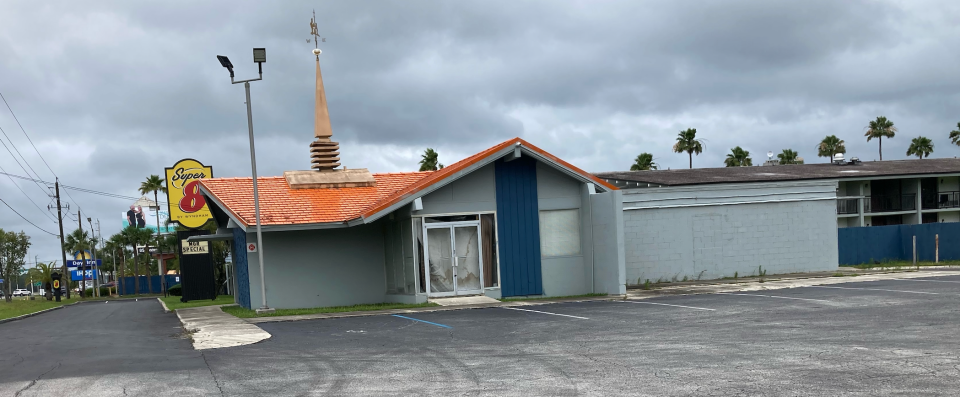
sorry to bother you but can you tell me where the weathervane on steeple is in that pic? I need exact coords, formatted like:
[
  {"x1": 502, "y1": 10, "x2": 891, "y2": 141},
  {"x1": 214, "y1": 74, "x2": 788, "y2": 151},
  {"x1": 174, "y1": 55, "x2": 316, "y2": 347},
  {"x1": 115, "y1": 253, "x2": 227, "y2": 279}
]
[{"x1": 309, "y1": 10, "x2": 325, "y2": 60}]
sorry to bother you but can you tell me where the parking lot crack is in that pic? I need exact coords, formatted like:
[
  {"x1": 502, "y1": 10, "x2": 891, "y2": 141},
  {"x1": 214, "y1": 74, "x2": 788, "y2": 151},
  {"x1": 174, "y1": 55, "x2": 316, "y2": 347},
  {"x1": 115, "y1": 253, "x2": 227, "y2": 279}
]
[
  {"x1": 200, "y1": 351, "x2": 226, "y2": 397},
  {"x1": 15, "y1": 361, "x2": 60, "y2": 397}
]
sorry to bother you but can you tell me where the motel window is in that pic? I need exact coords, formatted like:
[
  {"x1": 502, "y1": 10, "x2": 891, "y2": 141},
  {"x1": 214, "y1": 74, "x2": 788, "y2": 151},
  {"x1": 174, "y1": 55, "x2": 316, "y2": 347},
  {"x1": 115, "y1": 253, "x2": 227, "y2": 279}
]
[{"x1": 539, "y1": 209, "x2": 581, "y2": 257}]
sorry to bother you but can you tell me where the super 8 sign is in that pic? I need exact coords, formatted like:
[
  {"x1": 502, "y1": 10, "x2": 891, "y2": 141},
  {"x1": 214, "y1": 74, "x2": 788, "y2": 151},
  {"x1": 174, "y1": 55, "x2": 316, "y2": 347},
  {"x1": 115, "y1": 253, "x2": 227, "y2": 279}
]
[{"x1": 165, "y1": 159, "x2": 214, "y2": 229}]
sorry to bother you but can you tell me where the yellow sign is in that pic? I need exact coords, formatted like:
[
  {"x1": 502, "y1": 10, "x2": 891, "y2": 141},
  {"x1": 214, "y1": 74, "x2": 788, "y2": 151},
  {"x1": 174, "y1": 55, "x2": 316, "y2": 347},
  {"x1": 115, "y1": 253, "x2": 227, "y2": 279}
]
[
  {"x1": 181, "y1": 240, "x2": 210, "y2": 255},
  {"x1": 165, "y1": 159, "x2": 214, "y2": 229},
  {"x1": 53, "y1": 280, "x2": 60, "y2": 289}
]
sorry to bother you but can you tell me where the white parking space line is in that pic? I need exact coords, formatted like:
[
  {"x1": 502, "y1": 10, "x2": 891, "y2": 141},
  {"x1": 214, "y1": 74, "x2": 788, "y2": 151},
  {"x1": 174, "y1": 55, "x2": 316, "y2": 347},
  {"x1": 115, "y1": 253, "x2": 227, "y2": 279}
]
[
  {"x1": 718, "y1": 292, "x2": 833, "y2": 303},
  {"x1": 893, "y1": 278, "x2": 960, "y2": 284},
  {"x1": 808, "y1": 286, "x2": 939, "y2": 295},
  {"x1": 501, "y1": 307, "x2": 589, "y2": 319},
  {"x1": 622, "y1": 301, "x2": 716, "y2": 311}
]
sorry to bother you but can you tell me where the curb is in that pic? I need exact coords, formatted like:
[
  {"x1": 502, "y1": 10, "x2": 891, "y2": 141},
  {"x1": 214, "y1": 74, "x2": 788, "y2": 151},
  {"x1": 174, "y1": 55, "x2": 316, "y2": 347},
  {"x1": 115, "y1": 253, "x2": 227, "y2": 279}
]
[
  {"x1": 0, "y1": 301, "x2": 79, "y2": 325},
  {"x1": 157, "y1": 298, "x2": 171, "y2": 313}
]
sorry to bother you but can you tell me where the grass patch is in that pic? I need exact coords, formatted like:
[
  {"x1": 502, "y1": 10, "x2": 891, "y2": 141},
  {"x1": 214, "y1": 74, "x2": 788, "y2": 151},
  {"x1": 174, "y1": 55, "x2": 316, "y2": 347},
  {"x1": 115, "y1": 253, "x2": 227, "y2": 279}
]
[
  {"x1": 498, "y1": 293, "x2": 607, "y2": 302},
  {"x1": 831, "y1": 272, "x2": 860, "y2": 277},
  {"x1": 847, "y1": 260, "x2": 960, "y2": 270},
  {"x1": 160, "y1": 295, "x2": 236, "y2": 311},
  {"x1": 222, "y1": 302, "x2": 439, "y2": 318},
  {"x1": 0, "y1": 297, "x2": 71, "y2": 320}
]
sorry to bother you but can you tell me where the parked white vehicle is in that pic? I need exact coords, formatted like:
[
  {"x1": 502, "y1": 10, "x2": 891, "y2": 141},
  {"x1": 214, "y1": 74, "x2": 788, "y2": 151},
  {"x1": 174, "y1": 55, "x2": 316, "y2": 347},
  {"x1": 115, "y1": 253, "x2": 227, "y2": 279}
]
[{"x1": 12, "y1": 289, "x2": 32, "y2": 297}]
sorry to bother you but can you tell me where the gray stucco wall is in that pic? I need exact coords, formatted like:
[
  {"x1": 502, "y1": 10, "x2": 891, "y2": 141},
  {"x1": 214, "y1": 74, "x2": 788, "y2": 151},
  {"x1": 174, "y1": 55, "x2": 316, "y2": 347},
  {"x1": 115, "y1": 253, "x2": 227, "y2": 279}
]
[
  {"x1": 536, "y1": 162, "x2": 592, "y2": 297},
  {"x1": 590, "y1": 190, "x2": 627, "y2": 295},
  {"x1": 418, "y1": 163, "x2": 496, "y2": 215},
  {"x1": 621, "y1": 181, "x2": 838, "y2": 285},
  {"x1": 245, "y1": 221, "x2": 388, "y2": 309}
]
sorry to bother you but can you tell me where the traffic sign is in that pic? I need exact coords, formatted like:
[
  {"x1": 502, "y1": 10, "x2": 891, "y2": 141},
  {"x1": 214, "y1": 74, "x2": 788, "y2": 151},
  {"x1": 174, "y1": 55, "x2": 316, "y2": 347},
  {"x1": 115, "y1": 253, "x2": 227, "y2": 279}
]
[{"x1": 247, "y1": 242, "x2": 257, "y2": 252}]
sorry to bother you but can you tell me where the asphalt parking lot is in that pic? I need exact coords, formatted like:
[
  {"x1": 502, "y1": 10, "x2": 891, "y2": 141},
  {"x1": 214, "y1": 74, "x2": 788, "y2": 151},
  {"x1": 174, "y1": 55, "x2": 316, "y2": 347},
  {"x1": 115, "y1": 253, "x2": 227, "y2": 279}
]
[
  {"x1": 2, "y1": 274, "x2": 960, "y2": 396},
  {"x1": 203, "y1": 274, "x2": 960, "y2": 396}
]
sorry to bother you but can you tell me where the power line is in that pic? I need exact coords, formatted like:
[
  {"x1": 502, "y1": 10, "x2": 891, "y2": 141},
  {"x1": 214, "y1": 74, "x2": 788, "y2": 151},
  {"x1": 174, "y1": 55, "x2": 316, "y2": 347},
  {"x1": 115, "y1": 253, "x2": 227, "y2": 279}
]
[
  {"x1": 0, "y1": 197, "x2": 58, "y2": 236},
  {"x1": 0, "y1": 126, "x2": 50, "y2": 198},
  {"x1": 0, "y1": 90, "x2": 87, "y2": 219},
  {"x1": 0, "y1": 164, "x2": 57, "y2": 223},
  {"x1": 0, "y1": 92, "x2": 58, "y2": 178},
  {"x1": 0, "y1": 171, "x2": 168, "y2": 205}
]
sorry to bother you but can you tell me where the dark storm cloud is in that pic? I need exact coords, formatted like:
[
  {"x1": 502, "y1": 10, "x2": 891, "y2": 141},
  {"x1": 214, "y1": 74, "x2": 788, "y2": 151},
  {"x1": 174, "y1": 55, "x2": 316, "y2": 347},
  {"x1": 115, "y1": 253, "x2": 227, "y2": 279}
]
[{"x1": 3, "y1": 0, "x2": 960, "y2": 257}]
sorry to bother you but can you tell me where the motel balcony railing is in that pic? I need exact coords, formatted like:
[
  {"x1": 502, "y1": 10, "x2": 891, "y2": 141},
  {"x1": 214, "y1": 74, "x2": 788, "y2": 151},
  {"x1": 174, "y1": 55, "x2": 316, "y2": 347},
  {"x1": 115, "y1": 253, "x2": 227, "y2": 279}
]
[
  {"x1": 867, "y1": 193, "x2": 916, "y2": 213},
  {"x1": 837, "y1": 194, "x2": 921, "y2": 215},
  {"x1": 921, "y1": 191, "x2": 960, "y2": 210},
  {"x1": 837, "y1": 197, "x2": 860, "y2": 215}
]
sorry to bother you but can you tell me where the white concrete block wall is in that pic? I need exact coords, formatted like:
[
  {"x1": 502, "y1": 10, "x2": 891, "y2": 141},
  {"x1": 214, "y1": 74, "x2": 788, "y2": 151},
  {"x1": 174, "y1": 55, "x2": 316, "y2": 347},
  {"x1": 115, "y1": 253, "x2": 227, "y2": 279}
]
[{"x1": 622, "y1": 182, "x2": 839, "y2": 285}]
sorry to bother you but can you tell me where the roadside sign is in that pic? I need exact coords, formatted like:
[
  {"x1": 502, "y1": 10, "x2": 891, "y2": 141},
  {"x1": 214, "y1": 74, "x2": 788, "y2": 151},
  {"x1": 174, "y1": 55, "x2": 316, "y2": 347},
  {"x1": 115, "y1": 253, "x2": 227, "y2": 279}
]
[
  {"x1": 70, "y1": 269, "x2": 99, "y2": 281},
  {"x1": 247, "y1": 242, "x2": 257, "y2": 252},
  {"x1": 181, "y1": 240, "x2": 210, "y2": 255},
  {"x1": 68, "y1": 259, "x2": 102, "y2": 269}
]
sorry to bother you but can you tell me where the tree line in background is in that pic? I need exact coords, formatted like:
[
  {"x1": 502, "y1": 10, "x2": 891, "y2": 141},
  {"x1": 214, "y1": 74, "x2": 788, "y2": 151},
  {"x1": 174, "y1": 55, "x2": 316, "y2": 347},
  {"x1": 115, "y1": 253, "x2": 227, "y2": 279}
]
[{"x1": 629, "y1": 117, "x2": 960, "y2": 171}]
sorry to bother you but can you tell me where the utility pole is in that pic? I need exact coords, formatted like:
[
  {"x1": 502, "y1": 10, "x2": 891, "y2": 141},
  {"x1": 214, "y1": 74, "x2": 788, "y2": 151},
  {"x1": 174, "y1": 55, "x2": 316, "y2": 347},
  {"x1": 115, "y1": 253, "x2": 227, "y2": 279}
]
[
  {"x1": 78, "y1": 210, "x2": 86, "y2": 298},
  {"x1": 53, "y1": 179, "x2": 70, "y2": 299},
  {"x1": 87, "y1": 217, "x2": 99, "y2": 297}
]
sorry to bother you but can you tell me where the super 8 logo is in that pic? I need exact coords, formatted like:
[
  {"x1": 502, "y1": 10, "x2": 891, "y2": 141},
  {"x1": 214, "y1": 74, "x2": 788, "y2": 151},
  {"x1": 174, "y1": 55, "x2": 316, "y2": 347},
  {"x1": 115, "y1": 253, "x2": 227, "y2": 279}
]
[{"x1": 165, "y1": 159, "x2": 214, "y2": 229}]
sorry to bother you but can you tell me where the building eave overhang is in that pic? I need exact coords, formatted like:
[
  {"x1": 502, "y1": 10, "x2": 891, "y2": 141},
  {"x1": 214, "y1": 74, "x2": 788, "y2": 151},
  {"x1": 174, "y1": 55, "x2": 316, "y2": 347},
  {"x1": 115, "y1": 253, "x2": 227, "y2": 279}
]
[{"x1": 359, "y1": 139, "x2": 618, "y2": 224}]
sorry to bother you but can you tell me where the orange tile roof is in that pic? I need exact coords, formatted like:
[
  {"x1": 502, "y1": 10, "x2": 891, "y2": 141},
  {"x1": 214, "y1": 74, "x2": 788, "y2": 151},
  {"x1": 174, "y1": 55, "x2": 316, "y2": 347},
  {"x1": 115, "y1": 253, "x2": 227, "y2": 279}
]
[
  {"x1": 200, "y1": 172, "x2": 432, "y2": 227},
  {"x1": 200, "y1": 137, "x2": 616, "y2": 227}
]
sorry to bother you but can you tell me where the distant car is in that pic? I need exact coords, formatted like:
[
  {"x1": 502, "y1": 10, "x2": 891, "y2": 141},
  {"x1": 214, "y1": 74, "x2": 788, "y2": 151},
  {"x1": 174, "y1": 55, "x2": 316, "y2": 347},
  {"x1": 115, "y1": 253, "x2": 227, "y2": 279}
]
[
  {"x1": 101, "y1": 281, "x2": 116, "y2": 288},
  {"x1": 12, "y1": 289, "x2": 31, "y2": 297}
]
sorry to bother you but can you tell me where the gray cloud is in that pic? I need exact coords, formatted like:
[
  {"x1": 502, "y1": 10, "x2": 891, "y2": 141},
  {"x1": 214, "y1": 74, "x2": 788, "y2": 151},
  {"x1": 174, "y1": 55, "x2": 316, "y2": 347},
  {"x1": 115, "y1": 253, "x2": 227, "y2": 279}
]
[{"x1": 3, "y1": 0, "x2": 960, "y2": 258}]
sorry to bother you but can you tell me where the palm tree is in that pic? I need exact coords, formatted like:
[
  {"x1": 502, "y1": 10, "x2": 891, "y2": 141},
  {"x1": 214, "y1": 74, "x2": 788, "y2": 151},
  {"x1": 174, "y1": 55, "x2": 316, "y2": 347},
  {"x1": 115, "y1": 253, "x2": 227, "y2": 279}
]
[
  {"x1": 950, "y1": 122, "x2": 960, "y2": 147},
  {"x1": 777, "y1": 149, "x2": 803, "y2": 165},
  {"x1": 865, "y1": 116, "x2": 897, "y2": 160},
  {"x1": 418, "y1": 148, "x2": 444, "y2": 171},
  {"x1": 27, "y1": 262, "x2": 55, "y2": 300},
  {"x1": 63, "y1": 229, "x2": 94, "y2": 258},
  {"x1": 140, "y1": 175, "x2": 167, "y2": 292},
  {"x1": 817, "y1": 135, "x2": 847, "y2": 162},
  {"x1": 724, "y1": 146, "x2": 753, "y2": 167},
  {"x1": 906, "y1": 136, "x2": 934, "y2": 159},
  {"x1": 630, "y1": 153, "x2": 658, "y2": 171},
  {"x1": 672, "y1": 128, "x2": 704, "y2": 169}
]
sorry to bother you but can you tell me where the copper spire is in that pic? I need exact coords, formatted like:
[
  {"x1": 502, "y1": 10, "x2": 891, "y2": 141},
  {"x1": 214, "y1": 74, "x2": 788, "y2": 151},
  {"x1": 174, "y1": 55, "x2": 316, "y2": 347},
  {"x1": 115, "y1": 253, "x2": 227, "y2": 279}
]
[{"x1": 309, "y1": 14, "x2": 340, "y2": 171}]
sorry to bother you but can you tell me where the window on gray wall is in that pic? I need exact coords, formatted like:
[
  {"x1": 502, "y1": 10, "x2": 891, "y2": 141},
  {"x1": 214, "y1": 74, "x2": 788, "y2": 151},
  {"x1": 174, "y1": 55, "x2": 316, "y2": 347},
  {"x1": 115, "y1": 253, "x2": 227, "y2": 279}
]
[{"x1": 539, "y1": 209, "x2": 581, "y2": 257}]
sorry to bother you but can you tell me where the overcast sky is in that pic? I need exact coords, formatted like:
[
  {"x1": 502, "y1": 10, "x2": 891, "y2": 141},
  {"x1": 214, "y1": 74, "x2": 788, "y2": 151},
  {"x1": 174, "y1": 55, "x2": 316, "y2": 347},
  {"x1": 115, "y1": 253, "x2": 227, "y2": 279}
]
[{"x1": 3, "y1": 0, "x2": 960, "y2": 261}]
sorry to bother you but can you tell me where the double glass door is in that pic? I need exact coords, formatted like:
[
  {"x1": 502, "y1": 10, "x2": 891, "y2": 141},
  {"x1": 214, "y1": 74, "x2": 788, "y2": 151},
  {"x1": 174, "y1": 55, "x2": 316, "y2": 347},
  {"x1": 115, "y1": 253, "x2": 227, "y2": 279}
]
[{"x1": 424, "y1": 222, "x2": 483, "y2": 296}]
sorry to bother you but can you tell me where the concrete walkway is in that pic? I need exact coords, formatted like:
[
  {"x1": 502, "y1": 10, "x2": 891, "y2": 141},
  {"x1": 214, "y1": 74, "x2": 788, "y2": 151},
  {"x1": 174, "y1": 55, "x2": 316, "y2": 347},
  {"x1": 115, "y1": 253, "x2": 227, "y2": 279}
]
[
  {"x1": 176, "y1": 305, "x2": 271, "y2": 350},
  {"x1": 627, "y1": 268, "x2": 960, "y2": 298}
]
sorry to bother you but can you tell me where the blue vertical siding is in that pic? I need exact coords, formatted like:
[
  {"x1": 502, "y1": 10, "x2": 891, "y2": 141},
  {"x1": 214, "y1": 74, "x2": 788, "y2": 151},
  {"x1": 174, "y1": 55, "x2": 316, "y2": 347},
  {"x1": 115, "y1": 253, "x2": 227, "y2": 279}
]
[
  {"x1": 232, "y1": 228, "x2": 252, "y2": 308},
  {"x1": 495, "y1": 157, "x2": 543, "y2": 296}
]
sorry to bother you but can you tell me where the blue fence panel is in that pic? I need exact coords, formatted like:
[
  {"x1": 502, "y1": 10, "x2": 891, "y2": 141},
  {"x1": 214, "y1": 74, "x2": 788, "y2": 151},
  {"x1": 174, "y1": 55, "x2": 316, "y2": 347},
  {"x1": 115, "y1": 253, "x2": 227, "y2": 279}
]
[
  {"x1": 118, "y1": 275, "x2": 179, "y2": 295},
  {"x1": 838, "y1": 223, "x2": 960, "y2": 265}
]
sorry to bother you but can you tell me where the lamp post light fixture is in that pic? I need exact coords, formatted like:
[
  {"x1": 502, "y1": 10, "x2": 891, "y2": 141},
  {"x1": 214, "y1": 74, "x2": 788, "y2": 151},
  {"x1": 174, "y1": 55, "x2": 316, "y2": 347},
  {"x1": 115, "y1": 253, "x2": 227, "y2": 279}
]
[{"x1": 216, "y1": 48, "x2": 273, "y2": 314}]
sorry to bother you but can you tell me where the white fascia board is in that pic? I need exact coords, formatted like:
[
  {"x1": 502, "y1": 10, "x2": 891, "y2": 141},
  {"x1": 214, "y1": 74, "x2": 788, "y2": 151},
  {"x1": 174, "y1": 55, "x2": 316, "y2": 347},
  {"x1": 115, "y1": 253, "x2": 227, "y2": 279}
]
[{"x1": 838, "y1": 172, "x2": 960, "y2": 183}]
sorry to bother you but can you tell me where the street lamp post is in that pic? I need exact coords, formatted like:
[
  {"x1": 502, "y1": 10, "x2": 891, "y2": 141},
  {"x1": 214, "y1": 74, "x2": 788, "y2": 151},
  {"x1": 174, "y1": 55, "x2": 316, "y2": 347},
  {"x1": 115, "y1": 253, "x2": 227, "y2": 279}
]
[{"x1": 217, "y1": 48, "x2": 273, "y2": 314}]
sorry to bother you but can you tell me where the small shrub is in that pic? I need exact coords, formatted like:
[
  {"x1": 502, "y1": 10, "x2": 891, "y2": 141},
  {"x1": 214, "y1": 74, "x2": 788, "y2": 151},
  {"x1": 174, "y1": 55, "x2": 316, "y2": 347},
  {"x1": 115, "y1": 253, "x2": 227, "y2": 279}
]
[
  {"x1": 682, "y1": 276, "x2": 688, "y2": 282},
  {"x1": 168, "y1": 284, "x2": 182, "y2": 296},
  {"x1": 642, "y1": 279, "x2": 652, "y2": 290},
  {"x1": 697, "y1": 270, "x2": 706, "y2": 281},
  {"x1": 734, "y1": 271, "x2": 738, "y2": 279}
]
